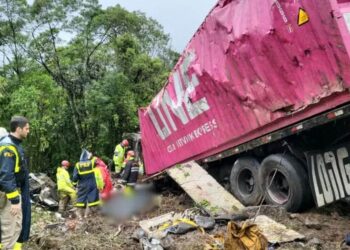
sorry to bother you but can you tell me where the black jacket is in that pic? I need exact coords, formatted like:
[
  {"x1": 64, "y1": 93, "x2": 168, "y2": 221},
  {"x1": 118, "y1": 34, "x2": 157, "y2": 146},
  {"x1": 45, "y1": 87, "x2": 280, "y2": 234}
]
[{"x1": 121, "y1": 158, "x2": 139, "y2": 185}]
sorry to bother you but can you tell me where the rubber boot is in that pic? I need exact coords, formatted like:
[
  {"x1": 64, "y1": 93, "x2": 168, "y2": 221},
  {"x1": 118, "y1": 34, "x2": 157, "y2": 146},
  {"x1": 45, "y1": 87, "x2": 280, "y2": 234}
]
[{"x1": 58, "y1": 196, "x2": 69, "y2": 213}]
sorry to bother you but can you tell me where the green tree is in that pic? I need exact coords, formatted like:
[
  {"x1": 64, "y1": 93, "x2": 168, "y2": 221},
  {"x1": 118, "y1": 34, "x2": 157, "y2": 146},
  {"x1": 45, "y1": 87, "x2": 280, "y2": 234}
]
[
  {"x1": 0, "y1": 0, "x2": 28, "y2": 82},
  {"x1": 0, "y1": 0, "x2": 178, "y2": 174}
]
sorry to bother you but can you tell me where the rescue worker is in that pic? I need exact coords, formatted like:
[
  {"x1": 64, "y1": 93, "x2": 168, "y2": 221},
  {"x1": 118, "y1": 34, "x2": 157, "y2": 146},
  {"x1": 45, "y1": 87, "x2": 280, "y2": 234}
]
[
  {"x1": 56, "y1": 160, "x2": 76, "y2": 213},
  {"x1": 0, "y1": 116, "x2": 30, "y2": 250},
  {"x1": 113, "y1": 139, "x2": 129, "y2": 175},
  {"x1": 120, "y1": 151, "x2": 139, "y2": 196},
  {"x1": 93, "y1": 160, "x2": 104, "y2": 193},
  {"x1": 73, "y1": 150, "x2": 103, "y2": 219}
]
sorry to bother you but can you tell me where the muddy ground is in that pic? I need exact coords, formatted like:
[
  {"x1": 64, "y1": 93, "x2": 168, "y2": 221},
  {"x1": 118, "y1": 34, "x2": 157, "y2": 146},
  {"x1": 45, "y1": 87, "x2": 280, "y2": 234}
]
[{"x1": 26, "y1": 188, "x2": 350, "y2": 250}]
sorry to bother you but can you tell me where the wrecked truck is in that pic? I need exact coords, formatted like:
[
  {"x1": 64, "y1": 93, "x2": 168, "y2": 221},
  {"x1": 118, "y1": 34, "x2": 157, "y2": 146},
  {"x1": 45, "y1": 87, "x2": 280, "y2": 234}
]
[{"x1": 138, "y1": 0, "x2": 350, "y2": 212}]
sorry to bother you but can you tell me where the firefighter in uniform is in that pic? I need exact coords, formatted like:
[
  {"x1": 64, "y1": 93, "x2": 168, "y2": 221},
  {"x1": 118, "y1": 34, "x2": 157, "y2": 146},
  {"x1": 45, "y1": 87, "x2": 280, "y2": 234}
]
[
  {"x1": 113, "y1": 139, "x2": 129, "y2": 175},
  {"x1": 120, "y1": 151, "x2": 139, "y2": 196}
]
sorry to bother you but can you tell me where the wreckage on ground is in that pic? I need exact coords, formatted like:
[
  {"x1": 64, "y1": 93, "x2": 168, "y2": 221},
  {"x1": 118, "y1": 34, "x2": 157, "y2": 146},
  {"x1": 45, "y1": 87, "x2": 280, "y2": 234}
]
[
  {"x1": 30, "y1": 173, "x2": 58, "y2": 209},
  {"x1": 139, "y1": 0, "x2": 350, "y2": 212}
]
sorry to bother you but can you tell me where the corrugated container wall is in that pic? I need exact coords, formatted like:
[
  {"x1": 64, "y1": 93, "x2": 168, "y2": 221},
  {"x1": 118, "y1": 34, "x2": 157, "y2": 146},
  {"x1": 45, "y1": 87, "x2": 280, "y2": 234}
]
[{"x1": 139, "y1": 0, "x2": 350, "y2": 174}]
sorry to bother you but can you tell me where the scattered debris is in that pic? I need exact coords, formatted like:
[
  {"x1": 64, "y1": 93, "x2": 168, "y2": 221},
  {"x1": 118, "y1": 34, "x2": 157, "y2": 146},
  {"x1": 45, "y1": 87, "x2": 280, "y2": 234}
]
[
  {"x1": 29, "y1": 173, "x2": 56, "y2": 190},
  {"x1": 135, "y1": 229, "x2": 175, "y2": 250},
  {"x1": 159, "y1": 236, "x2": 175, "y2": 249},
  {"x1": 132, "y1": 228, "x2": 147, "y2": 240},
  {"x1": 26, "y1": 183, "x2": 350, "y2": 250},
  {"x1": 308, "y1": 237, "x2": 322, "y2": 245},
  {"x1": 39, "y1": 187, "x2": 58, "y2": 208},
  {"x1": 159, "y1": 218, "x2": 202, "y2": 235},
  {"x1": 204, "y1": 234, "x2": 225, "y2": 250},
  {"x1": 194, "y1": 215, "x2": 215, "y2": 230},
  {"x1": 115, "y1": 224, "x2": 123, "y2": 236},
  {"x1": 140, "y1": 238, "x2": 164, "y2": 250},
  {"x1": 253, "y1": 215, "x2": 305, "y2": 244},
  {"x1": 304, "y1": 217, "x2": 322, "y2": 230},
  {"x1": 214, "y1": 213, "x2": 249, "y2": 224},
  {"x1": 243, "y1": 205, "x2": 287, "y2": 219},
  {"x1": 224, "y1": 221, "x2": 268, "y2": 250},
  {"x1": 344, "y1": 233, "x2": 350, "y2": 246},
  {"x1": 289, "y1": 213, "x2": 300, "y2": 220},
  {"x1": 167, "y1": 161, "x2": 244, "y2": 216},
  {"x1": 29, "y1": 173, "x2": 58, "y2": 209},
  {"x1": 139, "y1": 212, "x2": 183, "y2": 239}
]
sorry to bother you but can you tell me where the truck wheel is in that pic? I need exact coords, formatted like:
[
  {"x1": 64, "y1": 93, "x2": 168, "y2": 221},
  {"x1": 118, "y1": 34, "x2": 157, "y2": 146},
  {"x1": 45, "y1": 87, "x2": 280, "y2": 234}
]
[
  {"x1": 259, "y1": 154, "x2": 311, "y2": 212},
  {"x1": 230, "y1": 157, "x2": 262, "y2": 206}
]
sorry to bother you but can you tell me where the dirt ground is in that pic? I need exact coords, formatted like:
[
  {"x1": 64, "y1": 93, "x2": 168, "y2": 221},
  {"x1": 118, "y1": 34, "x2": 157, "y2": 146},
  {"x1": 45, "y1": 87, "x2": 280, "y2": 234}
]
[{"x1": 26, "y1": 189, "x2": 350, "y2": 250}]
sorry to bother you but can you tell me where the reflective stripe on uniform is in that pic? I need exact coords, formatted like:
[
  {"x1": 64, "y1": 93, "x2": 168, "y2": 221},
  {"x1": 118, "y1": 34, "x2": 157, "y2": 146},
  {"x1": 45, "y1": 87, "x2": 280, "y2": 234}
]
[
  {"x1": 0, "y1": 145, "x2": 20, "y2": 173},
  {"x1": 75, "y1": 202, "x2": 85, "y2": 207},
  {"x1": 94, "y1": 168, "x2": 104, "y2": 190},
  {"x1": 91, "y1": 157, "x2": 96, "y2": 166},
  {"x1": 76, "y1": 161, "x2": 94, "y2": 175},
  {"x1": 131, "y1": 167, "x2": 139, "y2": 172},
  {"x1": 88, "y1": 200, "x2": 101, "y2": 207},
  {"x1": 78, "y1": 169, "x2": 94, "y2": 175},
  {"x1": 6, "y1": 190, "x2": 20, "y2": 199}
]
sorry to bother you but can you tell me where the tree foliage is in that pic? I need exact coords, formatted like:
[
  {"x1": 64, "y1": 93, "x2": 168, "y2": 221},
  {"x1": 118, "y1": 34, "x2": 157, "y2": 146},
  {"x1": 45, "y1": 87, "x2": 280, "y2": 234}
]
[{"x1": 0, "y1": 0, "x2": 179, "y2": 173}]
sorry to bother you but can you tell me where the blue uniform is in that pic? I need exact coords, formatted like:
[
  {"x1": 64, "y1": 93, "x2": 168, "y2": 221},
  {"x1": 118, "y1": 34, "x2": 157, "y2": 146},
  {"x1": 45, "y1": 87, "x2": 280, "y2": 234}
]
[
  {"x1": 73, "y1": 152, "x2": 100, "y2": 207},
  {"x1": 0, "y1": 135, "x2": 31, "y2": 243}
]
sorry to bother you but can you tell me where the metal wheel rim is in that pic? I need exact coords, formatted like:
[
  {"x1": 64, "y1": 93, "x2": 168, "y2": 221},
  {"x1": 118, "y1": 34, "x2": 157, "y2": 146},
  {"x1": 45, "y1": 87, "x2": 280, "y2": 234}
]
[
  {"x1": 237, "y1": 169, "x2": 255, "y2": 195},
  {"x1": 267, "y1": 170, "x2": 290, "y2": 204}
]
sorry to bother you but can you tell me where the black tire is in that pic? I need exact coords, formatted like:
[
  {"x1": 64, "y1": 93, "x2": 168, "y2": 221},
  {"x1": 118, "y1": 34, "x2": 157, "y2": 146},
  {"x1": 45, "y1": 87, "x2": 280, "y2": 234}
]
[
  {"x1": 230, "y1": 157, "x2": 262, "y2": 206},
  {"x1": 259, "y1": 154, "x2": 312, "y2": 212}
]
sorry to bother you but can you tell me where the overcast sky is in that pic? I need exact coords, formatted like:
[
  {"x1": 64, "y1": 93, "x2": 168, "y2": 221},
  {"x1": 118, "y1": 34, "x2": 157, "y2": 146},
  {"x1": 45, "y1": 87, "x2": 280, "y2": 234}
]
[{"x1": 100, "y1": 0, "x2": 218, "y2": 52}]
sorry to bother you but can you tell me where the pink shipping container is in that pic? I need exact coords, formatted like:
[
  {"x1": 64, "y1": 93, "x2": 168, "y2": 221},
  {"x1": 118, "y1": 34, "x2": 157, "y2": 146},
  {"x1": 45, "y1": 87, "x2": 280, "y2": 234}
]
[{"x1": 139, "y1": 0, "x2": 350, "y2": 177}]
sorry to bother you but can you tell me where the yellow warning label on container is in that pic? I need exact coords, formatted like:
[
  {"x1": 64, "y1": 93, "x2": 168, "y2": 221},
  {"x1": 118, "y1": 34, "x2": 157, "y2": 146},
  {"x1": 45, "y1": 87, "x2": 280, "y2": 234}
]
[{"x1": 298, "y1": 8, "x2": 309, "y2": 26}]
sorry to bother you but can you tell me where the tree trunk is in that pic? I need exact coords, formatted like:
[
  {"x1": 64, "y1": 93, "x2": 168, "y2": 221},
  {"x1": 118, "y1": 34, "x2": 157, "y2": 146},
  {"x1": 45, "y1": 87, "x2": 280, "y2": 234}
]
[{"x1": 66, "y1": 91, "x2": 84, "y2": 147}]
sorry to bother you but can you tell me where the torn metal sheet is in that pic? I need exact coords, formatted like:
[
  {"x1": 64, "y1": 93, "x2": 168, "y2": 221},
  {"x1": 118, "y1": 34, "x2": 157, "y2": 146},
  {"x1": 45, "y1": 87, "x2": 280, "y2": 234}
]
[
  {"x1": 253, "y1": 215, "x2": 305, "y2": 244},
  {"x1": 167, "y1": 161, "x2": 244, "y2": 216},
  {"x1": 29, "y1": 173, "x2": 56, "y2": 188},
  {"x1": 29, "y1": 173, "x2": 58, "y2": 208}
]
